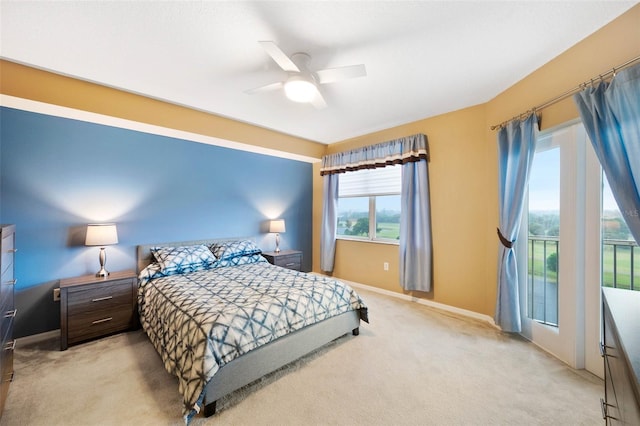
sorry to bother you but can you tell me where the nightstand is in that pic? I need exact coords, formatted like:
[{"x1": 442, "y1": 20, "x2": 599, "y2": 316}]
[
  {"x1": 59, "y1": 270, "x2": 137, "y2": 350},
  {"x1": 262, "y1": 250, "x2": 303, "y2": 271}
]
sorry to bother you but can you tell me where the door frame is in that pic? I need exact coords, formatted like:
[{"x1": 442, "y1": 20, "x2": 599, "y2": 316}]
[{"x1": 517, "y1": 120, "x2": 602, "y2": 377}]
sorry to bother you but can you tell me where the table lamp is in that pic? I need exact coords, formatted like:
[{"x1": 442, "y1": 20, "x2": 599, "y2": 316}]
[
  {"x1": 269, "y1": 219, "x2": 286, "y2": 253},
  {"x1": 85, "y1": 223, "x2": 118, "y2": 277}
]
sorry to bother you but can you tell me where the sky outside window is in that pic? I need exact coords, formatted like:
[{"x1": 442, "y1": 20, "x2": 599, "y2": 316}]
[{"x1": 528, "y1": 148, "x2": 560, "y2": 212}]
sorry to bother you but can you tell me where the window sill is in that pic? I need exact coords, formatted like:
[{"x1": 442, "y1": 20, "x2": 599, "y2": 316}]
[{"x1": 336, "y1": 237, "x2": 399, "y2": 246}]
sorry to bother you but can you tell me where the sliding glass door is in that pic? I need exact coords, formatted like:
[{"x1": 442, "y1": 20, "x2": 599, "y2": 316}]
[{"x1": 518, "y1": 121, "x2": 603, "y2": 377}]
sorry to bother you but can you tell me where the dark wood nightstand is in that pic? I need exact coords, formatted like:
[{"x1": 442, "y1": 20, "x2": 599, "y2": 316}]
[
  {"x1": 262, "y1": 250, "x2": 303, "y2": 271},
  {"x1": 59, "y1": 270, "x2": 137, "y2": 350}
]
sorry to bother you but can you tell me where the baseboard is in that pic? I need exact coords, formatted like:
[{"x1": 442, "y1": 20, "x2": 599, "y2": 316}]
[
  {"x1": 16, "y1": 329, "x2": 60, "y2": 346},
  {"x1": 339, "y1": 279, "x2": 498, "y2": 329}
]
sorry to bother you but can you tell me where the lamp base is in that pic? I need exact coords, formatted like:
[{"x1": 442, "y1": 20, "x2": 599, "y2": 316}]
[
  {"x1": 96, "y1": 247, "x2": 110, "y2": 277},
  {"x1": 275, "y1": 233, "x2": 281, "y2": 253},
  {"x1": 95, "y1": 268, "x2": 110, "y2": 278}
]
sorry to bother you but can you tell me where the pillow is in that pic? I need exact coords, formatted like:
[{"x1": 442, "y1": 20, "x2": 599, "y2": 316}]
[
  {"x1": 151, "y1": 244, "x2": 216, "y2": 274},
  {"x1": 210, "y1": 240, "x2": 261, "y2": 260},
  {"x1": 212, "y1": 253, "x2": 267, "y2": 269}
]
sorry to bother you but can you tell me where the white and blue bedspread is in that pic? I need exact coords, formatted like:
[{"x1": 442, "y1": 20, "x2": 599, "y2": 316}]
[{"x1": 138, "y1": 260, "x2": 368, "y2": 420}]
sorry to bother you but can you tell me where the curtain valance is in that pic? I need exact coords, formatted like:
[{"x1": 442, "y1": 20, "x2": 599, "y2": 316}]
[{"x1": 320, "y1": 133, "x2": 428, "y2": 176}]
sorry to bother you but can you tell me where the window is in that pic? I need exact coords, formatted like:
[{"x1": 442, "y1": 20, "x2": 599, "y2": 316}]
[
  {"x1": 337, "y1": 165, "x2": 401, "y2": 242},
  {"x1": 602, "y1": 173, "x2": 639, "y2": 291},
  {"x1": 526, "y1": 141, "x2": 560, "y2": 326}
]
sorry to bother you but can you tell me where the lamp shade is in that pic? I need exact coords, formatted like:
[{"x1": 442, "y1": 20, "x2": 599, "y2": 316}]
[
  {"x1": 269, "y1": 219, "x2": 286, "y2": 233},
  {"x1": 85, "y1": 223, "x2": 119, "y2": 246}
]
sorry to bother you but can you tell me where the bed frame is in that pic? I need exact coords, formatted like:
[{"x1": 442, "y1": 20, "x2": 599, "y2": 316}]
[{"x1": 136, "y1": 237, "x2": 361, "y2": 417}]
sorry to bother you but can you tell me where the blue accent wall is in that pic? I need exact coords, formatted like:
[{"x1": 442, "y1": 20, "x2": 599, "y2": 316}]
[{"x1": 0, "y1": 107, "x2": 313, "y2": 337}]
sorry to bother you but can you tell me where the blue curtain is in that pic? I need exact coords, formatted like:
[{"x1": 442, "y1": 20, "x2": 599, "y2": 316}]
[
  {"x1": 320, "y1": 174, "x2": 339, "y2": 272},
  {"x1": 574, "y1": 62, "x2": 640, "y2": 244},
  {"x1": 400, "y1": 159, "x2": 432, "y2": 291},
  {"x1": 495, "y1": 114, "x2": 538, "y2": 332}
]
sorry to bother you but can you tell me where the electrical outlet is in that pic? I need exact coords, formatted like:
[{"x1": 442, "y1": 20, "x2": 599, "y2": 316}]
[
  {"x1": 53, "y1": 288, "x2": 60, "y2": 301},
  {"x1": 383, "y1": 262, "x2": 389, "y2": 271}
]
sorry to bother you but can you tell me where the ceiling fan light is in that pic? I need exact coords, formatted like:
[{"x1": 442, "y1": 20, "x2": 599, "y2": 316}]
[{"x1": 284, "y1": 77, "x2": 316, "y2": 103}]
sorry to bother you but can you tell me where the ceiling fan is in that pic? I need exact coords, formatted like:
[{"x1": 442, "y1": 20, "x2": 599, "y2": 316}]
[{"x1": 245, "y1": 41, "x2": 367, "y2": 109}]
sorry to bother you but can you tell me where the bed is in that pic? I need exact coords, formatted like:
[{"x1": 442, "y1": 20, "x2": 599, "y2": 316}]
[{"x1": 136, "y1": 237, "x2": 368, "y2": 422}]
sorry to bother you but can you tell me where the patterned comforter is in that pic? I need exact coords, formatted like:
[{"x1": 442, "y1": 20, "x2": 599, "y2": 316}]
[{"x1": 138, "y1": 260, "x2": 368, "y2": 420}]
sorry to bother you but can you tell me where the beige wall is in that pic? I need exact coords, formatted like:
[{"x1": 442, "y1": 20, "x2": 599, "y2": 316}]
[
  {"x1": 312, "y1": 5, "x2": 640, "y2": 319},
  {"x1": 313, "y1": 105, "x2": 490, "y2": 316}
]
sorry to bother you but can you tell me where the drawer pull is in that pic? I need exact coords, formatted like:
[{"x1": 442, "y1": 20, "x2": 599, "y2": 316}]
[
  {"x1": 92, "y1": 296, "x2": 113, "y2": 302},
  {"x1": 6, "y1": 279, "x2": 17, "y2": 286},
  {"x1": 285, "y1": 262, "x2": 297, "y2": 267},
  {"x1": 4, "y1": 309, "x2": 17, "y2": 318},
  {"x1": 600, "y1": 342, "x2": 616, "y2": 358},
  {"x1": 4, "y1": 340, "x2": 16, "y2": 351},
  {"x1": 600, "y1": 397, "x2": 618, "y2": 420},
  {"x1": 92, "y1": 317, "x2": 113, "y2": 325}
]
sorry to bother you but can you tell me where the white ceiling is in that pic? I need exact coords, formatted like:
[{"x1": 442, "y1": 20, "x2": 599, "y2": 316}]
[{"x1": 1, "y1": 1, "x2": 636, "y2": 144}]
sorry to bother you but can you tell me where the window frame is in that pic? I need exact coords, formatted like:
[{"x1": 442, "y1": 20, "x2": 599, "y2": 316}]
[{"x1": 336, "y1": 166, "x2": 401, "y2": 244}]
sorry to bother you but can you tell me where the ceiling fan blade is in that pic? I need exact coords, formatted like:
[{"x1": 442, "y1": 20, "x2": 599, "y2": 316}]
[
  {"x1": 244, "y1": 81, "x2": 284, "y2": 95},
  {"x1": 316, "y1": 64, "x2": 366, "y2": 84},
  {"x1": 258, "y1": 41, "x2": 300, "y2": 73},
  {"x1": 310, "y1": 89, "x2": 328, "y2": 109}
]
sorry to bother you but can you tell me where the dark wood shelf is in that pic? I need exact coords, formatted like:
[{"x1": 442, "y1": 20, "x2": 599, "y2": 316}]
[{"x1": 0, "y1": 225, "x2": 16, "y2": 416}]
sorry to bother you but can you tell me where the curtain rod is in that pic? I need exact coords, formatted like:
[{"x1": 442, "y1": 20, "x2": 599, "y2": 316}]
[{"x1": 490, "y1": 55, "x2": 640, "y2": 131}]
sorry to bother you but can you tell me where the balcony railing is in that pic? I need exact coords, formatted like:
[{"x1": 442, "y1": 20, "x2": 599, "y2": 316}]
[
  {"x1": 527, "y1": 236, "x2": 639, "y2": 327},
  {"x1": 602, "y1": 239, "x2": 639, "y2": 291},
  {"x1": 528, "y1": 236, "x2": 559, "y2": 326}
]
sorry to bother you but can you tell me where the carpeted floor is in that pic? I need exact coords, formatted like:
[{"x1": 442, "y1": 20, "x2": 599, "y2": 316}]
[{"x1": 1, "y1": 287, "x2": 603, "y2": 425}]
